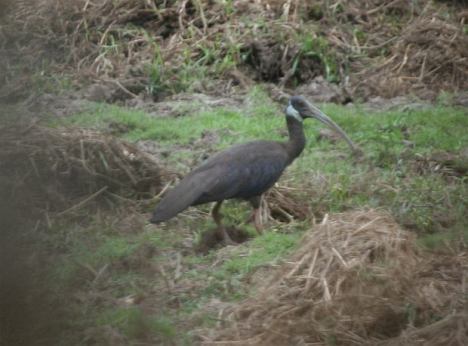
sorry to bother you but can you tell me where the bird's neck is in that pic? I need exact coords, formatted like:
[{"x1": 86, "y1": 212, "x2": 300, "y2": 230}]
[{"x1": 285, "y1": 116, "x2": 306, "y2": 164}]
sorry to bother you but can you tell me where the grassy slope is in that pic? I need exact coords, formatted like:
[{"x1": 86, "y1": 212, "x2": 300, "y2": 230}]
[{"x1": 45, "y1": 89, "x2": 467, "y2": 344}]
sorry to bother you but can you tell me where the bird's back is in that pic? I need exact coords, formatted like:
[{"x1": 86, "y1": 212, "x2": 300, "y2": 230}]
[
  {"x1": 150, "y1": 140, "x2": 290, "y2": 223},
  {"x1": 194, "y1": 141, "x2": 289, "y2": 201}
]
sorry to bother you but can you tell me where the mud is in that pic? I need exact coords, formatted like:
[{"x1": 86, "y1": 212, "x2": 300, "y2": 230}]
[
  {"x1": 294, "y1": 76, "x2": 351, "y2": 104},
  {"x1": 196, "y1": 227, "x2": 251, "y2": 254},
  {"x1": 24, "y1": 92, "x2": 93, "y2": 118}
]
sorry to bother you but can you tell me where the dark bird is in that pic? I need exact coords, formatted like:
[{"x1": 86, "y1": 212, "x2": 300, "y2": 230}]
[{"x1": 150, "y1": 96, "x2": 359, "y2": 243}]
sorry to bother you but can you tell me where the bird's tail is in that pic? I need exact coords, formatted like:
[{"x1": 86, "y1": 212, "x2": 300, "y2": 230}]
[{"x1": 149, "y1": 171, "x2": 214, "y2": 224}]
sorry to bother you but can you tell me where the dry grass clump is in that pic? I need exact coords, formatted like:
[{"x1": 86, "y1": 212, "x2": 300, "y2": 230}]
[
  {"x1": 411, "y1": 149, "x2": 468, "y2": 179},
  {"x1": 353, "y1": 14, "x2": 468, "y2": 99},
  {"x1": 1, "y1": 0, "x2": 467, "y2": 100},
  {"x1": 265, "y1": 185, "x2": 311, "y2": 223},
  {"x1": 0, "y1": 124, "x2": 162, "y2": 216},
  {"x1": 202, "y1": 210, "x2": 467, "y2": 345}
]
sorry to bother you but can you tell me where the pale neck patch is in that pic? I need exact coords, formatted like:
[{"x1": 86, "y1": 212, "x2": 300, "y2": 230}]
[{"x1": 286, "y1": 103, "x2": 303, "y2": 122}]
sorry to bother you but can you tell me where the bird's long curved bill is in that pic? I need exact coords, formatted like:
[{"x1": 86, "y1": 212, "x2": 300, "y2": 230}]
[{"x1": 308, "y1": 103, "x2": 359, "y2": 152}]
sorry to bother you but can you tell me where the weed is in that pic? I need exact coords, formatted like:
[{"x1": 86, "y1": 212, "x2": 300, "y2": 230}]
[
  {"x1": 148, "y1": 46, "x2": 168, "y2": 95},
  {"x1": 96, "y1": 307, "x2": 177, "y2": 342},
  {"x1": 97, "y1": 307, "x2": 145, "y2": 338},
  {"x1": 149, "y1": 316, "x2": 177, "y2": 340},
  {"x1": 296, "y1": 34, "x2": 340, "y2": 82}
]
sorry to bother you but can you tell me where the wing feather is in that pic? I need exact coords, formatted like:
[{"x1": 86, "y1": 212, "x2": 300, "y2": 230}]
[
  {"x1": 150, "y1": 140, "x2": 289, "y2": 223},
  {"x1": 150, "y1": 169, "x2": 219, "y2": 223}
]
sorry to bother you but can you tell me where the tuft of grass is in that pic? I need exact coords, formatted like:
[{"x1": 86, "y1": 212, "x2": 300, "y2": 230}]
[
  {"x1": 97, "y1": 307, "x2": 177, "y2": 341},
  {"x1": 297, "y1": 34, "x2": 340, "y2": 82},
  {"x1": 97, "y1": 307, "x2": 148, "y2": 339},
  {"x1": 149, "y1": 316, "x2": 178, "y2": 340},
  {"x1": 146, "y1": 32, "x2": 243, "y2": 95},
  {"x1": 31, "y1": 70, "x2": 74, "y2": 94},
  {"x1": 221, "y1": 232, "x2": 302, "y2": 276}
]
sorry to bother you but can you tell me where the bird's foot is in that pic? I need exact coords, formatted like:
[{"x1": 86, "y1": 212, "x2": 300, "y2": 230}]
[
  {"x1": 253, "y1": 208, "x2": 264, "y2": 235},
  {"x1": 218, "y1": 226, "x2": 237, "y2": 246}
]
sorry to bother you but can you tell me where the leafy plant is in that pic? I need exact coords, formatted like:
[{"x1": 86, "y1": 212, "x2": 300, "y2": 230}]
[{"x1": 295, "y1": 34, "x2": 340, "y2": 82}]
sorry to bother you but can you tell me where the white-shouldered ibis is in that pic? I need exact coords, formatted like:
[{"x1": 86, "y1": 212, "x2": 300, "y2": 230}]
[{"x1": 150, "y1": 96, "x2": 359, "y2": 243}]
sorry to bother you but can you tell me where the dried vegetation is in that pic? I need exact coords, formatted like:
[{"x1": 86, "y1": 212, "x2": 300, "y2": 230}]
[
  {"x1": 203, "y1": 210, "x2": 468, "y2": 345},
  {"x1": 1, "y1": 0, "x2": 467, "y2": 101},
  {"x1": 411, "y1": 149, "x2": 468, "y2": 178},
  {"x1": 265, "y1": 185, "x2": 311, "y2": 223},
  {"x1": 353, "y1": 14, "x2": 468, "y2": 98},
  {"x1": 0, "y1": 124, "x2": 162, "y2": 217}
]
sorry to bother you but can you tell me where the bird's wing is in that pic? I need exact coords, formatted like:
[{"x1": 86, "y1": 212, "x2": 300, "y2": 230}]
[
  {"x1": 150, "y1": 168, "x2": 220, "y2": 223},
  {"x1": 194, "y1": 150, "x2": 287, "y2": 203},
  {"x1": 150, "y1": 141, "x2": 289, "y2": 223}
]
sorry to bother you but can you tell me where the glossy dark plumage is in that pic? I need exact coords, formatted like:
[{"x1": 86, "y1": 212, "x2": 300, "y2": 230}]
[
  {"x1": 150, "y1": 140, "x2": 290, "y2": 224},
  {"x1": 150, "y1": 96, "x2": 358, "y2": 239}
]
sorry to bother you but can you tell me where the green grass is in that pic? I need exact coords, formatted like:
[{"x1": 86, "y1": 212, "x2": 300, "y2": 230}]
[
  {"x1": 45, "y1": 216, "x2": 192, "y2": 344},
  {"x1": 95, "y1": 306, "x2": 178, "y2": 343},
  {"x1": 177, "y1": 230, "x2": 303, "y2": 312},
  {"x1": 55, "y1": 97, "x2": 283, "y2": 147},
  {"x1": 221, "y1": 232, "x2": 302, "y2": 275},
  {"x1": 97, "y1": 307, "x2": 148, "y2": 338},
  {"x1": 51, "y1": 89, "x2": 467, "y2": 237},
  {"x1": 57, "y1": 90, "x2": 467, "y2": 154},
  {"x1": 43, "y1": 88, "x2": 468, "y2": 344}
]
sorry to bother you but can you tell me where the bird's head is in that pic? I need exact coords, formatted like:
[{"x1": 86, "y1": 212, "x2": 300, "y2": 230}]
[{"x1": 286, "y1": 95, "x2": 361, "y2": 154}]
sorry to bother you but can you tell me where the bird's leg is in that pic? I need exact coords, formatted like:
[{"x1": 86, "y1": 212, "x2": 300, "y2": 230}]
[
  {"x1": 254, "y1": 207, "x2": 264, "y2": 234},
  {"x1": 249, "y1": 196, "x2": 264, "y2": 235},
  {"x1": 243, "y1": 210, "x2": 255, "y2": 225},
  {"x1": 211, "y1": 201, "x2": 236, "y2": 245}
]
